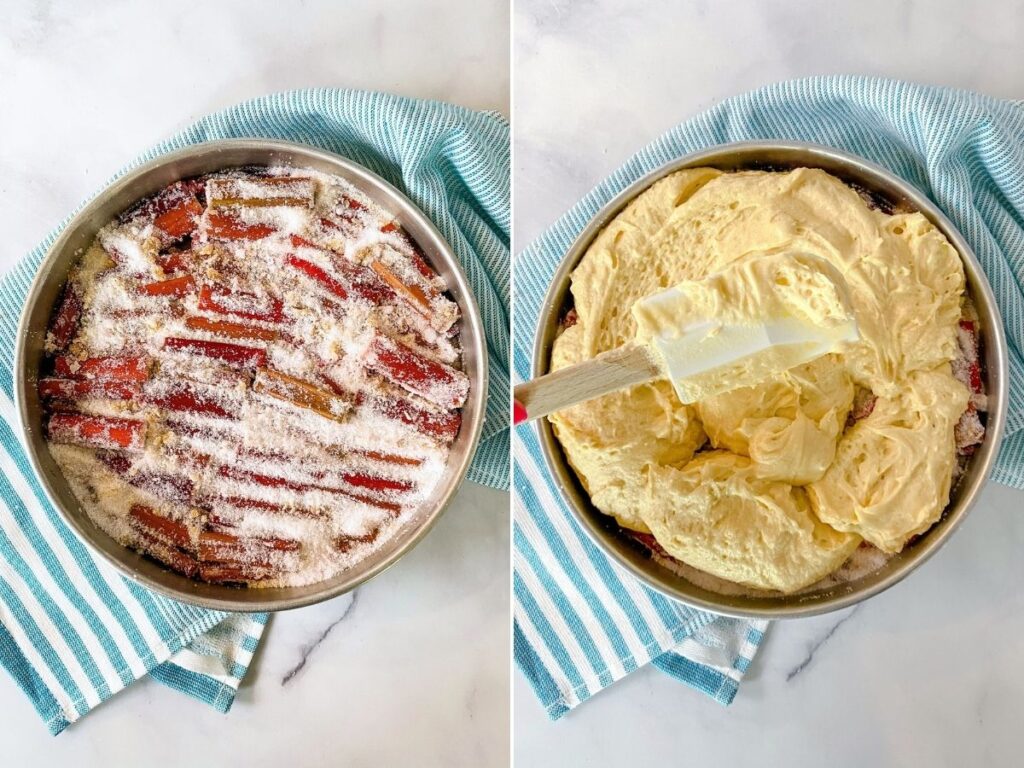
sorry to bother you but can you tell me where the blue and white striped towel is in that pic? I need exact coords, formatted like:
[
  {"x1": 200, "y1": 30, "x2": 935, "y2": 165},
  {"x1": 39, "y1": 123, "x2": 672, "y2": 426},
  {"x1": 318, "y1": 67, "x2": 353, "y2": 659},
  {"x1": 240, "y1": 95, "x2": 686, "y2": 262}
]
[
  {"x1": 514, "y1": 75, "x2": 1024, "y2": 717},
  {"x1": 0, "y1": 89, "x2": 510, "y2": 734}
]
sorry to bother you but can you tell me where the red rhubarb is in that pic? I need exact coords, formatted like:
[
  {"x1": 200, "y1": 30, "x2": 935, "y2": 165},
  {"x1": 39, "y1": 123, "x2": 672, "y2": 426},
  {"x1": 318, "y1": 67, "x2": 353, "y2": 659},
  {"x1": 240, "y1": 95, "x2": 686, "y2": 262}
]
[
  {"x1": 154, "y1": 198, "x2": 204, "y2": 238},
  {"x1": 185, "y1": 316, "x2": 278, "y2": 341},
  {"x1": 197, "y1": 285, "x2": 284, "y2": 323},
  {"x1": 163, "y1": 337, "x2": 267, "y2": 368},
  {"x1": 128, "y1": 504, "x2": 191, "y2": 549},
  {"x1": 48, "y1": 285, "x2": 82, "y2": 351},
  {"x1": 205, "y1": 212, "x2": 276, "y2": 241},
  {"x1": 198, "y1": 529, "x2": 300, "y2": 561},
  {"x1": 355, "y1": 449, "x2": 423, "y2": 467},
  {"x1": 285, "y1": 254, "x2": 349, "y2": 300},
  {"x1": 410, "y1": 250, "x2": 438, "y2": 282},
  {"x1": 146, "y1": 543, "x2": 199, "y2": 578},
  {"x1": 365, "y1": 335, "x2": 469, "y2": 409},
  {"x1": 335, "y1": 529, "x2": 380, "y2": 553},
  {"x1": 54, "y1": 355, "x2": 150, "y2": 382},
  {"x1": 146, "y1": 386, "x2": 235, "y2": 418},
  {"x1": 374, "y1": 395, "x2": 462, "y2": 443},
  {"x1": 211, "y1": 495, "x2": 324, "y2": 519},
  {"x1": 340, "y1": 472, "x2": 414, "y2": 494},
  {"x1": 370, "y1": 260, "x2": 432, "y2": 313},
  {"x1": 38, "y1": 378, "x2": 139, "y2": 401},
  {"x1": 140, "y1": 274, "x2": 195, "y2": 298},
  {"x1": 253, "y1": 368, "x2": 353, "y2": 423},
  {"x1": 289, "y1": 234, "x2": 391, "y2": 303},
  {"x1": 48, "y1": 413, "x2": 146, "y2": 451},
  {"x1": 103, "y1": 457, "x2": 194, "y2": 505},
  {"x1": 157, "y1": 249, "x2": 190, "y2": 275}
]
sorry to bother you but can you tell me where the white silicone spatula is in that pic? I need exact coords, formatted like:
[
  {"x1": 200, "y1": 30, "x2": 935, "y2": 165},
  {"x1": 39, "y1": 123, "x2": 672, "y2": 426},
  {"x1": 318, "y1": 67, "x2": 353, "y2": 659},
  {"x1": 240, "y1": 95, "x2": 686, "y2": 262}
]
[{"x1": 513, "y1": 252, "x2": 859, "y2": 425}]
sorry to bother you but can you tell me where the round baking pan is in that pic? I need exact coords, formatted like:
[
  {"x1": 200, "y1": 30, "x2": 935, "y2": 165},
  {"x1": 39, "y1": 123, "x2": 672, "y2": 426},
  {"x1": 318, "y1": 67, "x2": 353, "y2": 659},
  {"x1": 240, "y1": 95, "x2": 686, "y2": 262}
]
[
  {"x1": 533, "y1": 141, "x2": 1008, "y2": 619},
  {"x1": 16, "y1": 139, "x2": 487, "y2": 612}
]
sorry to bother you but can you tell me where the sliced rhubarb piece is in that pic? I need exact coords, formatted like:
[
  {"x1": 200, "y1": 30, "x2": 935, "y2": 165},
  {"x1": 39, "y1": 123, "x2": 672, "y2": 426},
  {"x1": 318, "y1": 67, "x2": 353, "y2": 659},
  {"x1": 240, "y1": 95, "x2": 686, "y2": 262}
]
[
  {"x1": 353, "y1": 449, "x2": 423, "y2": 467},
  {"x1": 218, "y1": 465, "x2": 307, "y2": 492},
  {"x1": 218, "y1": 465, "x2": 399, "y2": 513},
  {"x1": 184, "y1": 316, "x2": 279, "y2": 341},
  {"x1": 157, "y1": 248, "x2": 190, "y2": 275},
  {"x1": 199, "y1": 562, "x2": 278, "y2": 584},
  {"x1": 336, "y1": 258, "x2": 394, "y2": 303},
  {"x1": 205, "y1": 211, "x2": 276, "y2": 241},
  {"x1": 54, "y1": 355, "x2": 150, "y2": 382},
  {"x1": 967, "y1": 360, "x2": 982, "y2": 393},
  {"x1": 145, "y1": 543, "x2": 199, "y2": 578},
  {"x1": 197, "y1": 285, "x2": 285, "y2": 323},
  {"x1": 380, "y1": 221, "x2": 398, "y2": 234},
  {"x1": 340, "y1": 491, "x2": 402, "y2": 515},
  {"x1": 288, "y1": 234, "x2": 318, "y2": 250},
  {"x1": 38, "y1": 377, "x2": 140, "y2": 401},
  {"x1": 154, "y1": 198, "x2": 204, "y2": 238},
  {"x1": 198, "y1": 529, "x2": 300, "y2": 562},
  {"x1": 410, "y1": 250, "x2": 439, "y2": 282},
  {"x1": 285, "y1": 254, "x2": 349, "y2": 299},
  {"x1": 321, "y1": 373, "x2": 359, "y2": 401},
  {"x1": 289, "y1": 234, "x2": 391, "y2": 303},
  {"x1": 127, "y1": 179, "x2": 204, "y2": 223},
  {"x1": 370, "y1": 260, "x2": 432, "y2": 313},
  {"x1": 956, "y1": 402, "x2": 985, "y2": 454},
  {"x1": 140, "y1": 274, "x2": 195, "y2": 298},
  {"x1": 335, "y1": 529, "x2": 380, "y2": 553},
  {"x1": 128, "y1": 504, "x2": 191, "y2": 549},
  {"x1": 48, "y1": 285, "x2": 82, "y2": 352},
  {"x1": 374, "y1": 395, "x2": 462, "y2": 443},
  {"x1": 98, "y1": 452, "x2": 131, "y2": 475},
  {"x1": 340, "y1": 472, "x2": 414, "y2": 494},
  {"x1": 253, "y1": 368, "x2": 353, "y2": 423},
  {"x1": 147, "y1": 386, "x2": 235, "y2": 418},
  {"x1": 165, "y1": 418, "x2": 236, "y2": 442},
  {"x1": 211, "y1": 495, "x2": 325, "y2": 519},
  {"x1": 164, "y1": 445, "x2": 212, "y2": 471},
  {"x1": 206, "y1": 176, "x2": 315, "y2": 208},
  {"x1": 365, "y1": 335, "x2": 469, "y2": 409},
  {"x1": 48, "y1": 413, "x2": 146, "y2": 451},
  {"x1": 163, "y1": 337, "x2": 267, "y2": 369}
]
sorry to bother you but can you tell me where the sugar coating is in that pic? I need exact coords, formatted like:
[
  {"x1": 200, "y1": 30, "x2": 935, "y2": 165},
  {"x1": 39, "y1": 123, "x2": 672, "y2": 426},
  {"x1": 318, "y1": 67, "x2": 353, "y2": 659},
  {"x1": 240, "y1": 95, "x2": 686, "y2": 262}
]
[{"x1": 44, "y1": 167, "x2": 466, "y2": 588}]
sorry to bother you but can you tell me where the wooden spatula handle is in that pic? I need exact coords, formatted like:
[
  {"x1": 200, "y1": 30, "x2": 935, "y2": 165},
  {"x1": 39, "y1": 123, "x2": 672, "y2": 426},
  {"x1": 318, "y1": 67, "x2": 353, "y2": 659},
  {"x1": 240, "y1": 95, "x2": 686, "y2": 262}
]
[{"x1": 513, "y1": 343, "x2": 659, "y2": 424}]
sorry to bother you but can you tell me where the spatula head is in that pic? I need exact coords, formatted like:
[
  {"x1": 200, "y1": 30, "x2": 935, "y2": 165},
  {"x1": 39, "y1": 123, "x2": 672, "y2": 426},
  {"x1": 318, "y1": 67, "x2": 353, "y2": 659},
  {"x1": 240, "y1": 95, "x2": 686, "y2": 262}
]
[{"x1": 632, "y1": 251, "x2": 859, "y2": 403}]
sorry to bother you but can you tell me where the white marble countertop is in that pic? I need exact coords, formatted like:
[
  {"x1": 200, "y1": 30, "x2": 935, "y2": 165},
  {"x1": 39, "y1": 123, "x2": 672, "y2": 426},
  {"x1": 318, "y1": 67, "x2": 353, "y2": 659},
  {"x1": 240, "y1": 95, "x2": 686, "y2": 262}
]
[
  {"x1": 513, "y1": 1, "x2": 1024, "y2": 766},
  {"x1": 0, "y1": 1, "x2": 509, "y2": 766}
]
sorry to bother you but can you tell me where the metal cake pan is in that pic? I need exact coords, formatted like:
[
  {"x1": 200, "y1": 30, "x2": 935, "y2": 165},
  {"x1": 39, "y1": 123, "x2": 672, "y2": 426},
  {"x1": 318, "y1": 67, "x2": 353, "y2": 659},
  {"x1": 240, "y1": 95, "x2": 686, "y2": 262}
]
[
  {"x1": 16, "y1": 139, "x2": 488, "y2": 612},
  {"x1": 533, "y1": 141, "x2": 1008, "y2": 619}
]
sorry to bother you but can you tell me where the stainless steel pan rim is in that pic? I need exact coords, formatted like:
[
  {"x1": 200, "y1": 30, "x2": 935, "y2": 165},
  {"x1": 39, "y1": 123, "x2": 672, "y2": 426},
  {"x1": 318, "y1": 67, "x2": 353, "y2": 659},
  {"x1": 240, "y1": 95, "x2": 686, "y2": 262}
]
[
  {"x1": 15, "y1": 138, "x2": 488, "y2": 613},
  {"x1": 533, "y1": 140, "x2": 1008, "y2": 620}
]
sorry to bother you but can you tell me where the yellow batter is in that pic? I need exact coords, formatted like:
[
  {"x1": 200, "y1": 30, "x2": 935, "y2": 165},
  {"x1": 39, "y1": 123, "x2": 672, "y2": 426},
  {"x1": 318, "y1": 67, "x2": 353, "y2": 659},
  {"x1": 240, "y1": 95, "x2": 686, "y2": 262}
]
[{"x1": 549, "y1": 167, "x2": 969, "y2": 593}]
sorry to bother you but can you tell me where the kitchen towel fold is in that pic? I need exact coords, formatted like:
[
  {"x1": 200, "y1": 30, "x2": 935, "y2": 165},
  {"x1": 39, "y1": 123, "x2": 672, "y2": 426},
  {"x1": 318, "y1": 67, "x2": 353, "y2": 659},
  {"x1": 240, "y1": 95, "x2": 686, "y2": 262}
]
[
  {"x1": 0, "y1": 88, "x2": 510, "y2": 734},
  {"x1": 514, "y1": 75, "x2": 1024, "y2": 718}
]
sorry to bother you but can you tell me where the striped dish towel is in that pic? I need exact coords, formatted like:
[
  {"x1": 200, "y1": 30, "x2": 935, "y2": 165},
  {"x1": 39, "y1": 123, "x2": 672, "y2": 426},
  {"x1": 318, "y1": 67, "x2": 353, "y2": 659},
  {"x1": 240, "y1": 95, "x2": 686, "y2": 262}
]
[
  {"x1": 514, "y1": 75, "x2": 1024, "y2": 717},
  {"x1": 1, "y1": 89, "x2": 510, "y2": 734}
]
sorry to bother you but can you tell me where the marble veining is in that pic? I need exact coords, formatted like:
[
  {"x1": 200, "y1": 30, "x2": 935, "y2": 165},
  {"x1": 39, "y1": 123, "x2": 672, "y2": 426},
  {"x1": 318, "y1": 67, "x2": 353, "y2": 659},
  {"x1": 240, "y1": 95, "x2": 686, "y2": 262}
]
[
  {"x1": 281, "y1": 592, "x2": 359, "y2": 687},
  {"x1": 785, "y1": 605, "x2": 860, "y2": 682}
]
